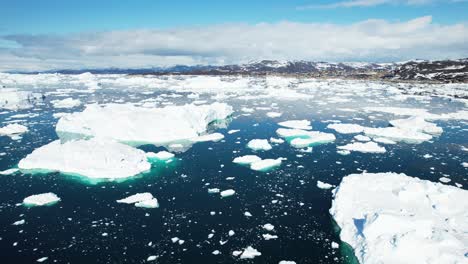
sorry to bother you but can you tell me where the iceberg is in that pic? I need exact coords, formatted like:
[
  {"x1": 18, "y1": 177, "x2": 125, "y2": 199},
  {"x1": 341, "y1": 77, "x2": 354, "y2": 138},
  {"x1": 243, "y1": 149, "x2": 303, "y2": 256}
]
[
  {"x1": 23, "y1": 193, "x2": 61, "y2": 206},
  {"x1": 276, "y1": 128, "x2": 335, "y2": 147},
  {"x1": 247, "y1": 139, "x2": 272, "y2": 151},
  {"x1": 330, "y1": 172, "x2": 468, "y2": 264},
  {"x1": 327, "y1": 123, "x2": 365, "y2": 134},
  {"x1": 220, "y1": 189, "x2": 235, "y2": 197},
  {"x1": 250, "y1": 158, "x2": 282, "y2": 171},
  {"x1": 232, "y1": 155, "x2": 262, "y2": 165},
  {"x1": 238, "y1": 246, "x2": 261, "y2": 259},
  {"x1": 278, "y1": 120, "x2": 312, "y2": 130},
  {"x1": 364, "y1": 127, "x2": 432, "y2": 144},
  {"x1": 18, "y1": 138, "x2": 151, "y2": 179},
  {"x1": 389, "y1": 116, "x2": 443, "y2": 135},
  {"x1": 117, "y1": 192, "x2": 159, "y2": 208},
  {"x1": 337, "y1": 142, "x2": 386, "y2": 153},
  {"x1": 55, "y1": 103, "x2": 233, "y2": 147},
  {"x1": 317, "y1": 181, "x2": 334, "y2": 189},
  {"x1": 0, "y1": 89, "x2": 41, "y2": 110},
  {"x1": 0, "y1": 124, "x2": 28, "y2": 137},
  {"x1": 51, "y1": 98, "x2": 82, "y2": 108}
]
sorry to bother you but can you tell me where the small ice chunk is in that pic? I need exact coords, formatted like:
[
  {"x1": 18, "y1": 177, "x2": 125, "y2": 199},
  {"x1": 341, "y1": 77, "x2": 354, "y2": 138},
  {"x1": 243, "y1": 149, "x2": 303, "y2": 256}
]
[
  {"x1": 247, "y1": 139, "x2": 272, "y2": 151},
  {"x1": 270, "y1": 137, "x2": 284, "y2": 144},
  {"x1": 36, "y1": 257, "x2": 48, "y2": 263},
  {"x1": 262, "y1": 233, "x2": 278, "y2": 240},
  {"x1": 244, "y1": 211, "x2": 252, "y2": 217},
  {"x1": 208, "y1": 188, "x2": 221, "y2": 194},
  {"x1": 12, "y1": 219, "x2": 25, "y2": 225},
  {"x1": 331, "y1": 242, "x2": 339, "y2": 249},
  {"x1": 354, "y1": 135, "x2": 371, "y2": 142},
  {"x1": 220, "y1": 189, "x2": 235, "y2": 197},
  {"x1": 337, "y1": 142, "x2": 386, "y2": 153},
  {"x1": 147, "y1": 255, "x2": 157, "y2": 261},
  {"x1": 263, "y1": 223, "x2": 275, "y2": 231},
  {"x1": 266, "y1": 112, "x2": 282, "y2": 118},
  {"x1": 23, "y1": 193, "x2": 61, "y2": 206},
  {"x1": 171, "y1": 237, "x2": 179, "y2": 243},
  {"x1": 317, "y1": 181, "x2": 334, "y2": 190},
  {"x1": 227, "y1": 129, "x2": 240, "y2": 134},
  {"x1": 212, "y1": 250, "x2": 221, "y2": 255},
  {"x1": 190, "y1": 132, "x2": 224, "y2": 142},
  {"x1": 278, "y1": 120, "x2": 312, "y2": 130},
  {"x1": 239, "y1": 246, "x2": 261, "y2": 259},
  {"x1": 279, "y1": 261, "x2": 296, "y2": 264},
  {"x1": 0, "y1": 168, "x2": 19, "y2": 175},
  {"x1": 117, "y1": 193, "x2": 159, "y2": 208},
  {"x1": 439, "y1": 177, "x2": 451, "y2": 183},
  {"x1": 228, "y1": 230, "x2": 235, "y2": 236}
]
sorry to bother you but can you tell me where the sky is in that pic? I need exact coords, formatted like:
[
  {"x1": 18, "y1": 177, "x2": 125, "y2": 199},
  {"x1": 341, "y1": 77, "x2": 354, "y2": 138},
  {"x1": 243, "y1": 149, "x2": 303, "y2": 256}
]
[{"x1": 1, "y1": 0, "x2": 467, "y2": 71}]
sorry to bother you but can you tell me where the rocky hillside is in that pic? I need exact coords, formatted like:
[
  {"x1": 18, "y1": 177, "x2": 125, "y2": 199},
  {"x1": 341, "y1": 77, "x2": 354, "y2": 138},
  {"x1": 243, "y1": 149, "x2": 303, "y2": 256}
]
[{"x1": 391, "y1": 59, "x2": 468, "y2": 83}]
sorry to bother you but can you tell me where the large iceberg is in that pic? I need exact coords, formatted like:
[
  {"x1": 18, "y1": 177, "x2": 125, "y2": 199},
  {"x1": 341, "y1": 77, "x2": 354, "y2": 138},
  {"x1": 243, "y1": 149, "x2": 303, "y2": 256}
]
[
  {"x1": 330, "y1": 172, "x2": 468, "y2": 264},
  {"x1": 18, "y1": 138, "x2": 151, "y2": 179},
  {"x1": 55, "y1": 103, "x2": 233, "y2": 146}
]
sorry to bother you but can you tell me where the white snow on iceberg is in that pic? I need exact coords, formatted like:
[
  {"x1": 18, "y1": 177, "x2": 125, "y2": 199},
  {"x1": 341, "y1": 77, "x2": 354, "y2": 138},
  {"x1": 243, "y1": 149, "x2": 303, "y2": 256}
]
[
  {"x1": 337, "y1": 142, "x2": 386, "y2": 153},
  {"x1": 327, "y1": 123, "x2": 365, "y2": 134},
  {"x1": 18, "y1": 138, "x2": 151, "y2": 179},
  {"x1": 51, "y1": 98, "x2": 82, "y2": 109},
  {"x1": 330, "y1": 172, "x2": 468, "y2": 264},
  {"x1": 247, "y1": 139, "x2": 272, "y2": 151},
  {"x1": 117, "y1": 192, "x2": 159, "y2": 208},
  {"x1": 278, "y1": 120, "x2": 312, "y2": 130},
  {"x1": 0, "y1": 124, "x2": 28, "y2": 137},
  {"x1": 55, "y1": 103, "x2": 233, "y2": 147}
]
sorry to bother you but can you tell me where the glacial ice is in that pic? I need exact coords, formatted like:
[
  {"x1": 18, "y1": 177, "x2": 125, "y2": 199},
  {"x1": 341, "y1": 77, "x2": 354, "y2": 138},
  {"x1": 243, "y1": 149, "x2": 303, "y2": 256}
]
[
  {"x1": 0, "y1": 89, "x2": 40, "y2": 110},
  {"x1": 0, "y1": 124, "x2": 28, "y2": 137},
  {"x1": 327, "y1": 123, "x2": 365, "y2": 134},
  {"x1": 250, "y1": 158, "x2": 283, "y2": 171},
  {"x1": 23, "y1": 193, "x2": 61, "y2": 206},
  {"x1": 390, "y1": 116, "x2": 443, "y2": 135},
  {"x1": 278, "y1": 120, "x2": 312, "y2": 130},
  {"x1": 276, "y1": 128, "x2": 336, "y2": 147},
  {"x1": 364, "y1": 127, "x2": 432, "y2": 144},
  {"x1": 232, "y1": 155, "x2": 262, "y2": 165},
  {"x1": 337, "y1": 142, "x2": 386, "y2": 153},
  {"x1": 330, "y1": 172, "x2": 468, "y2": 264},
  {"x1": 247, "y1": 139, "x2": 272, "y2": 151},
  {"x1": 238, "y1": 246, "x2": 261, "y2": 259},
  {"x1": 55, "y1": 103, "x2": 233, "y2": 147},
  {"x1": 117, "y1": 192, "x2": 159, "y2": 208},
  {"x1": 146, "y1": 151, "x2": 175, "y2": 161},
  {"x1": 51, "y1": 98, "x2": 82, "y2": 108},
  {"x1": 18, "y1": 138, "x2": 151, "y2": 179}
]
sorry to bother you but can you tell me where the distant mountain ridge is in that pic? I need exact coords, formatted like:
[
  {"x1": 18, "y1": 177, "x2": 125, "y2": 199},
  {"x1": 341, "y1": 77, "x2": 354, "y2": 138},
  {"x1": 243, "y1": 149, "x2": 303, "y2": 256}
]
[{"x1": 11, "y1": 59, "x2": 468, "y2": 83}]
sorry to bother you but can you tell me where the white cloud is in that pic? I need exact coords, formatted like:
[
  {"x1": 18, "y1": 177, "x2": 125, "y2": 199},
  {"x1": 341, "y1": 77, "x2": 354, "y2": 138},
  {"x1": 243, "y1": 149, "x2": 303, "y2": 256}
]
[{"x1": 1, "y1": 16, "x2": 467, "y2": 71}]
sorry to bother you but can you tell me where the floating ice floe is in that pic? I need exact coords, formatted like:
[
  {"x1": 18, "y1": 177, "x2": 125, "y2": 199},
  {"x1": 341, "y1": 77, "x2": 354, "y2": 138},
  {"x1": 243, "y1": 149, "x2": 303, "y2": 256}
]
[
  {"x1": 337, "y1": 142, "x2": 386, "y2": 153},
  {"x1": 51, "y1": 98, "x2": 81, "y2": 108},
  {"x1": 247, "y1": 139, "x2": 272, "y2": 151},
  {"x1": 279, "y1": 261, "x2": 296, "y2": 264},
  {"x1": 117, "y1": 192, "x2": 159, "y2": 208},
  {"x1": 55, "y1": 103, "x2": 233, "y2": 148},
  {"x1": 18, "y1": 138, "x2": 151, "y2": 179},
  {"x1": 250, "y1": 158, "x2": 283, "y2": 171},
  {"x1": 270, "y1": 137, "x2": 284, "y2": 144},
  {"x1": 190, "y1": 132, "x2": 224, "y2": 142},
  {"x1": 0, "y1": 89, "x2": 41, "y2": 110},
  {"x1": 276, "y1": 128, "x2": 335, "y2": 148},
  {"x1": 327, "y1": 123, "x2": 365, "y2": 134},
  {"x1": 364, "y1": 127, "x2": 432, "y2": 144},
  {"x1": 317, "y1": 181, "x2": 334, "y2": 189},
  {"x1": 0, "y1": 168, "x2": 19, "y2": 175},
  {"x1": 373, "y1": 137, "x2": 397, "y2": 145},
  {"x1": 237, "y1": 246, "x2": 262, "y2": 259},
  {"x1": 262, "y1": 234, "x2": 278, "y2": 240},
  {"x1": 390, "y1": 116, "x2": 442, "y2": 135},
  {"x1": 220, "y1": 189, "x2": 235, "y2": 197},
  {"x1": 233, "y1": 155, "x2": 262, "y2": 165},
  {"x1": 330, "y1": 172, "x2": 468, "y2": 264},
  {"x1": 354, "y1": 135, "x2": 371, "y2": 142},
  {"x1": 278, "y1": 120, "x2": 312, "y2": 130},
  {"x1": 266, "y1": 112, "x2": 282, "y2": 118},
  {"x1": 23, "y1": 192, "x2": 61, "y2": 206},
  {"x1": 0, "y1": 124, "x2": 28, "y2": 137},
  {"x1": 262, "y1": 223, "x2": 275, "y2": 231}
]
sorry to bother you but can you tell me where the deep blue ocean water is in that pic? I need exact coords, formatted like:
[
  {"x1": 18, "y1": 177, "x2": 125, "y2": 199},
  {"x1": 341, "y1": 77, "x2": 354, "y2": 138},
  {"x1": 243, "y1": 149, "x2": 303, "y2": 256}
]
[{"x1": 0, "y1": 85, "x2": 467, "y2": 264}]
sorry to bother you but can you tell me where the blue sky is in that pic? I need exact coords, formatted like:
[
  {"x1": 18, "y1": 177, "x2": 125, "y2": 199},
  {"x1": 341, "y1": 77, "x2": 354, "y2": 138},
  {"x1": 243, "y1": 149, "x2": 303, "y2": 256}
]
[{"x1": 0, "y1": 0, "x2": 467, "y2": 70}]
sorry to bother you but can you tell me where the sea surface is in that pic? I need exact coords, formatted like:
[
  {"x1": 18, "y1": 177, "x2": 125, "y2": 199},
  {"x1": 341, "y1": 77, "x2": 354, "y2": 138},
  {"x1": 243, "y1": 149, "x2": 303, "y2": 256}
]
[{"x1": 0, "y1": 76, "x2": 467, "y2": 263}]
